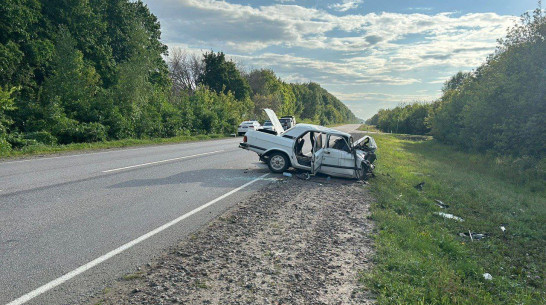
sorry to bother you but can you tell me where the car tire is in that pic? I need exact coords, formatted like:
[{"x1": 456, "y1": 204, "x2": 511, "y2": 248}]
[{"x1": 267, "y1": 152, "x2": 289, "y2": 173}]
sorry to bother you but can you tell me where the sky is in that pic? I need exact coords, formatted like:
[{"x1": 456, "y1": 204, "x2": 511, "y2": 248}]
[{"x1": 141, "y1": 0, "x2": 539, "y2": 119}]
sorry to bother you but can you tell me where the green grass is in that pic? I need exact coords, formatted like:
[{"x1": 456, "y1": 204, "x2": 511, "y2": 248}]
[
  {"x1": 357, "y1": 124, "x2": 381, "y2": 133},
  {"x1": 363, "y1": 133, "x2": 545, "y2": 304},
  {"x1": 0, "y1": 134, "x2": 227, "y2": 160}
]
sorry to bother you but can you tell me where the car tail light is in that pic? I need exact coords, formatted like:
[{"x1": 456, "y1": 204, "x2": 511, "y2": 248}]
[{"x1": 243, "y1": 135, "x2": 247, "y2": 142}]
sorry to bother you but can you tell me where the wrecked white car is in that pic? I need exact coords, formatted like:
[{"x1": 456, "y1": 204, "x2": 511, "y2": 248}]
[{"x1": 239, "y1": 109, "x2": 377, "y2": 179}]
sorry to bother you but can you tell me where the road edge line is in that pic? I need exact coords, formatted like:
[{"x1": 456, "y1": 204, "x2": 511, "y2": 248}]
[
  {"x1": 5, "y1": 173, "x2": 270, "y2": 305},
  {"x1": 102, "y1": 150, "x2": 225, "y2": 173}
]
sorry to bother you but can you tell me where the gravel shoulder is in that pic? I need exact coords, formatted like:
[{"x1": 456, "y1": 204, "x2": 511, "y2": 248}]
[{"x1": 91, "y1": 175, "x2": 375, "y2": 305}]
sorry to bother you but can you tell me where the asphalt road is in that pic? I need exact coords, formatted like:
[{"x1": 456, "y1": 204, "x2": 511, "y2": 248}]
[{"x1": 0, "y1": 124, "x2": 360, "y2": 305}]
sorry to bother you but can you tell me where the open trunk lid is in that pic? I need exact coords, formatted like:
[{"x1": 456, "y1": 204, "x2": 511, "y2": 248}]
[{"x1": 264, "y1": 108, "x2": 284, "y2": 134}]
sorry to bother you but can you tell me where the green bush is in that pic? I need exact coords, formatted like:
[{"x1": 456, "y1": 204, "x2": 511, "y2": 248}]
[
  {"x1": 23, "y1": 131, "x2": 57, "y2": 145},
  {"x1": 7, "y1": 133, "x2": 39, "y2": 148}
]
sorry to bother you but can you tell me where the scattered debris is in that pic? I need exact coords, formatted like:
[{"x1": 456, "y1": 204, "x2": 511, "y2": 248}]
[
  {"x1": 500, "y1": 226, "x2": 506, "y2": 232},
  {"x1": 483, "y1": 273, "x2": 493, "y2": 280},
  {"x1": 396, "y1": 194, "x2": 403, "y2": 199},
  {"x1": 296, "y1": 172, "x2": 311, "y2": 180},
  {"x1": 458, "y1": 231, "x2": 488, "y2": 240},
  {"x1": 435, "y1": 212, "x2": 464, "y2": 222},
  {"x1": 473, "y1": 233, "x2": 486, "y2": 240},
  {"x1": 414, "y1": 181, "x2": 425, "y2": 191},
  {"x1": 283, "y1": 172, "x2": 293, "y2": 177},
  {"x1": 434, "y1": 199, "x2": 449, "y2": 209}
]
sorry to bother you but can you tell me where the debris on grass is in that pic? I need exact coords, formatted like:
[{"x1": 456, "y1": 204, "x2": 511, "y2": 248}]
[
  {"x1": 414, "y1": 181, "x2": 425, "y2": 191},
  {"x1": 458, "y1": 231, "x2": 488, "y2": 240},
  {"x1": 500, "y1": 226, "x2": 506, "y2": 232},
  {"x1": 435, "y1": 212, "x2": 464, "y2": 222},
  {"x1": 434, "y1": 199, "x2": 449, "y2": 209},
  {"x1": 483, "y1": 273, "x2": 493, "y2": 281}
]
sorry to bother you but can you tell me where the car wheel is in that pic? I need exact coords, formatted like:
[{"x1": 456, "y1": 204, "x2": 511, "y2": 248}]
[{"x1": 267, "y1": 152, "x2": 289, "y2": 173}]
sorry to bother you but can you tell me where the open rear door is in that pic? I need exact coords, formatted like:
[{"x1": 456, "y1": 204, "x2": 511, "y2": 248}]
[
  {"x1": 264, "y1": 108, "x2": 284, "y2": 134},
  {"x1": 311, "y1": 133, "x2": 324, "y2": 175}
]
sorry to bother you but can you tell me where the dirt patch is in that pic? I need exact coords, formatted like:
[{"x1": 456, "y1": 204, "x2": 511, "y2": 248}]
[{"x1": 92, "y1": 176, "x2": 375, "y2": 304}]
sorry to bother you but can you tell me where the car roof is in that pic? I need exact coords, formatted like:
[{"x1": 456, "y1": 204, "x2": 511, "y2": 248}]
[{"x1": 284, "y1": 124, "x2": 351, "y2": 138}]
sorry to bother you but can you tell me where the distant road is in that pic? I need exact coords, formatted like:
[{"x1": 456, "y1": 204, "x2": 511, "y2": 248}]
[
  {"x1": 0, "y1": 124, "x2": 362, "y2": 305},
  {"x1": 333, "y1": 124, "x2": 362, "y2": 133}
]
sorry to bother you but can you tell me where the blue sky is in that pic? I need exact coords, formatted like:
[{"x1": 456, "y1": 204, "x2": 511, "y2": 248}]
[{"x1": 142, "y1": 0, "x2": 539, "y2": 119}]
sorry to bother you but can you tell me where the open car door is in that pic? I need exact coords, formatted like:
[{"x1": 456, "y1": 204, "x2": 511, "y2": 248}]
[
  {"x1": 311, "y1": 133, "x2": 324, "y2": 175},
  {"x1": 263, "y1": 108, "x2": 284, "y2": 135}
]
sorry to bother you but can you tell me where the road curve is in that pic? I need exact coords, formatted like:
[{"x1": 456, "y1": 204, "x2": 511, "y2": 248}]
[{"x1": 0, "y1": 125, "x2": 360, "y2": 305}]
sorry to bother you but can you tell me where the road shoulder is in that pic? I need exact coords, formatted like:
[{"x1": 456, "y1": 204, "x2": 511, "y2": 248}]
[{"x1": 90, "y1": 176, "x2": 375, "y2": 304}]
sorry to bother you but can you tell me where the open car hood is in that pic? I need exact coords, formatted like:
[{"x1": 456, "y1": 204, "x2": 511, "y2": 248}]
[
  {"x1": 264, "y1": 108, "x2": 284, "y2": 134},
  {"x1": 353, "y1": 135, "x2": 377, "y2": 152}
]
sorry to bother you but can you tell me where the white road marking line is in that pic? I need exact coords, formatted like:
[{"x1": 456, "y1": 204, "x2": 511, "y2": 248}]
[
  {"x1": 5, "y1": 173, "x2": 269, "y2": 305},
  {"x1": 102, "y1": 150, "x2": 225, "y2": 173}
]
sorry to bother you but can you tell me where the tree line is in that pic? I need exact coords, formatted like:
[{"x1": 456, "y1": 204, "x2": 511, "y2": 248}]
[
  {"x1": 0, "y1": 0, "x2": 356, "y2": 153},
  {"x1": 367, "y1": 7, "x2": 545, "y2": 159}
]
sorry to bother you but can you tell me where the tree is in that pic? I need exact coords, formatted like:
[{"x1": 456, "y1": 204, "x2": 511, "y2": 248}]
[
  {"x1": 429, "y1": 6, "x2": 546, "y2": 157},
  {"x1": 0, "y1": 1, "x2": 356, "y2": 149},
  {"x1": 168, "y1": 48, "x2": 203, "y2": 95},
  {"x1": 41, "y1": 28, "x2": 100, "y2": 121},
  {"x1": 0, "y1": 86, "x2": 17, "y2": 151},
  {"x1": 198, "y1": 51, "x2": 251, "y2": 101}
]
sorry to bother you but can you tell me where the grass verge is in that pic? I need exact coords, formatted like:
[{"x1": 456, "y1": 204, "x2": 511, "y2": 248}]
[
  {"x1": 357, "y1": 124, "x2": 381, "y2": 133},
  {"x1": 363, "y1": 133, "x2": 545, "y2": 304},
  {"x1": 0, "y1": 134, "x2": 227, "y2": 160}
]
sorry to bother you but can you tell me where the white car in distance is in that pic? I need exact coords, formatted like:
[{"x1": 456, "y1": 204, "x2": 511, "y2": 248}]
[
  {"x1": 237, "y1": 121, "x2": 261, "y2": 136},
  {"x1": 261, "y1": 120, "x2": 275, "y2": 132}
]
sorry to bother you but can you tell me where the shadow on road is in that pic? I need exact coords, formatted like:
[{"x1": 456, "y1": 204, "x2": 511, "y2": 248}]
[{"x1": 107, "y1": 166, "x2": 270, "y2": 189}]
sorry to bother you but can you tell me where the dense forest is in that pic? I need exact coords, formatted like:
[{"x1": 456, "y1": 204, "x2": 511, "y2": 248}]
[
  {"x1": 367, "y1": 8, "x2": 545, "y2": 159},
  {"x1": 0, "y1": 0, "x2": 356, "y2": 153}
]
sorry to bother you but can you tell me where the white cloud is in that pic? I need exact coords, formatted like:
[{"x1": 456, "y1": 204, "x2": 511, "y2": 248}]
[
  {"x1": 143, "y1": 0, "x2": 519, "y2": 118},
  {"x1": 331, "y1": 91, "x2": 439, "y2": 103},
  {"x1": 234, "y1": 53, "x2": 420, "y2": 85},
  {"x1": 329, "y1": 0, "x2": 364, "y2": 12},
  {"x1": 151, "y1": 1, "x2": 515, "y2": 67}
]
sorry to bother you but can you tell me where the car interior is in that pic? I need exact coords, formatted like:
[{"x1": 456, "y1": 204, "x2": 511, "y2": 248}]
[
  {"x1": 294, "y1": 131, "x2": 324, "y2": 167},
  {"x1": 327, "y1": 135, "x2": 351, "y2": 153}
]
